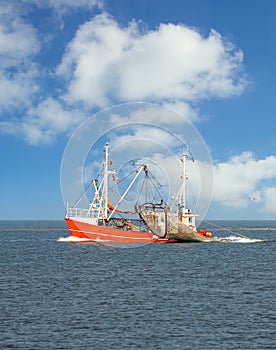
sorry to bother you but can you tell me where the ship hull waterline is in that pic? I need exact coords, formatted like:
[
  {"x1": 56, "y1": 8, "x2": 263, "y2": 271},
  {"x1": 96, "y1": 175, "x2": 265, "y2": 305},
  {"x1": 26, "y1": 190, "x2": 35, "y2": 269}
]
[{"x1": 65, "y1": 218, "x2": 212, "y2": 244}]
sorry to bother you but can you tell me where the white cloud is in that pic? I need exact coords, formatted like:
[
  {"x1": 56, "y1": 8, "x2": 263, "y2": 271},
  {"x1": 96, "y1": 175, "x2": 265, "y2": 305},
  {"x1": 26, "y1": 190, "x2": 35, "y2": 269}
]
[
  {"x1": 57, "y1": 13, "x2": 130, "y2": 106},
  {"x1": 24, "y1": 98, "x2": 86, "y2": 144},
  {"x1": 110, "y1": 126, "x2": 179, "y2": 155},
  {"x1": 109, "y1": 104, "x2": 191, "y2": 129},
  {"x1": 143, "y1": 151, "x2": 276, "y2": 217},
  {"x1": 27, "y1": 0, "x2": 103, "y2": 12},
  {"x1": 118, "y1": 27, "x2": 245, "y2": 101},
  {"x1": 0, "y1": 10, "x2": 38, "y2": 59},
  {"x1": 0, "y1": 2, "x2": 40, "y2": 110},
  {"x1": 0, "y1": 5, "x2": 247, "y2": 144},
  {"x1": 1, "y1": 98, "x2": 86, "y2": 144},
  {"x1": 163, "y1": 102, "x2": 200, "y2": 122},
  {"x1": 26, "y1": 0, "x2": 103, "y2": 31},
  {"x1": 0, "y1": 1, "x2": 92, "y2": 143},
  {"x1": 27, "y1": 0, "x2": 104, "y2": 30},
  {"x1": 58, "y1": 13, "x2": 247, "y2": 109},
  {"x1": 213, "y1": 152, "x2": 276, "y2": 210},
  {"x1": 262, "y1": 187, "x2": 276, "y2": 214}
]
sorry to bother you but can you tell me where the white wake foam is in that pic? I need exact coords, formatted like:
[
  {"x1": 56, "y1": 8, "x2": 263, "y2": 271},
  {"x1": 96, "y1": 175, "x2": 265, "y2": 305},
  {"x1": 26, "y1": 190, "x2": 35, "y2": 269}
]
[
  {"x1": 57, "y1": 236, "x2": 94, "y2": 243},
  {"x1": 58, "y1": 235, "x2": 265, "y2": 244},
  {"x1": 215, "y1": 235, "x2": 263, "y2": 243}
]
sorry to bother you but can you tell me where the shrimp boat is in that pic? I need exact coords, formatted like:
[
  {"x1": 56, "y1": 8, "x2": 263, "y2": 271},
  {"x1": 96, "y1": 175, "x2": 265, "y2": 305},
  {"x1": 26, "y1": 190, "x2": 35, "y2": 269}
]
[{"x1": 65, "y1": 143, "x2": 213, "y2": 243}]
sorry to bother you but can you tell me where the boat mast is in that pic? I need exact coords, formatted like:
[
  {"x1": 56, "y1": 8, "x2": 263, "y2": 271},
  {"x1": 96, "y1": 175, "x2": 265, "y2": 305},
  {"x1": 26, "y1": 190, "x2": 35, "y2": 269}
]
[
  {"x1": 103, "y1": 142, "x2": 114, "y2": 219},
  {"x1": 179, "y1": 152, "x2": 188, "y2": 210}
]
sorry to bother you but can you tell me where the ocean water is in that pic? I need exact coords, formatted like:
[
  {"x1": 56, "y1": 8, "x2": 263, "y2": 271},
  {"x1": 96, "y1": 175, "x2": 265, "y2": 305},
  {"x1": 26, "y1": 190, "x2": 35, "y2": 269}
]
[{"x1": 0, "y1": 220, "x2": 275, "y2": 350}]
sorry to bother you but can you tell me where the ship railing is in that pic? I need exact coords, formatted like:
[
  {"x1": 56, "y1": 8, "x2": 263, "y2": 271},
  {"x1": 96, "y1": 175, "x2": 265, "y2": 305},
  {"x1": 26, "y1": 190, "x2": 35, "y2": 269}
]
[{"x1": 66, "y1": 207, "x2": 102, "y2": 218}]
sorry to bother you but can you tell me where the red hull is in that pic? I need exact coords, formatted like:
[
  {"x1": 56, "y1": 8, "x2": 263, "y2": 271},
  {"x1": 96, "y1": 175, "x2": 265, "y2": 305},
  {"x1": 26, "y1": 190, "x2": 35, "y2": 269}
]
[{"x1": 65, "y1": 218, "x2": 172, "y2": 243}]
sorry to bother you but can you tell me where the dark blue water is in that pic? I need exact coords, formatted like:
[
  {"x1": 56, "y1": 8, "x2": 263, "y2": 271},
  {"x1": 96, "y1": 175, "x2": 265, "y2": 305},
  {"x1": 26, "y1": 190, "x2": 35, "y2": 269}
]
[{"x1": 0, "y1": 221, "x2": 275, "y2": 349}]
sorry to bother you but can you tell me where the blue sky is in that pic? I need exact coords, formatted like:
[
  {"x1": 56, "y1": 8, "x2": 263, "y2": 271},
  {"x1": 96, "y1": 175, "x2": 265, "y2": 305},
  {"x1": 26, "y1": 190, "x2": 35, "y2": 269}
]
[{"x1": 0, "y1": 0, "x2": 275, "y2": 220}]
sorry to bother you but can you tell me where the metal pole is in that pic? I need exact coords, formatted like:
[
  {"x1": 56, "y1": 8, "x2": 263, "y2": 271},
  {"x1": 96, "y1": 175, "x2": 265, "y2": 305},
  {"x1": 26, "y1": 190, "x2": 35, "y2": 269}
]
[{"x1": 107, "y1": 164, "x2": 145, "y2": 221}]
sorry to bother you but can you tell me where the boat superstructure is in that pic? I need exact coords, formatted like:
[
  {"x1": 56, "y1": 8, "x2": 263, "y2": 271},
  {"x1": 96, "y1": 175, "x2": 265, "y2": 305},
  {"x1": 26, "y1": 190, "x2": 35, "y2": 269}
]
[{"x1": 65, "y1": 143, "x2": 213, "y2": 243}]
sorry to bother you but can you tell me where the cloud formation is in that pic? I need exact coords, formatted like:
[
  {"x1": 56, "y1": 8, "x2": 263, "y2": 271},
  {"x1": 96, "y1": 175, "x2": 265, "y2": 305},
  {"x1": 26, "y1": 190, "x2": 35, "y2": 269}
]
[
  {"x1": 212, "y1": 152, "x2": 276, "y2": 213},
  {"x1": 27, "y1": 0, "x2": 103, "y2": 12},
  {"x1": 0, "y1": 2, "x2": 40, "y2": 110},
  {"x1": 136, "y1": 151, "x2": 276, "y2": 216},
  {"x1": 58, "y1": 13, "x2": 246, "y2": 108},
  {"x1": 262, "y1": 187, "x2": 276, "y2": 213},
  {"x1": 0, "y1": 4, "x2": 247, "y2": 144},
  {"x1": 2, "y1": 1, "x2": 275, "y2": 218}
]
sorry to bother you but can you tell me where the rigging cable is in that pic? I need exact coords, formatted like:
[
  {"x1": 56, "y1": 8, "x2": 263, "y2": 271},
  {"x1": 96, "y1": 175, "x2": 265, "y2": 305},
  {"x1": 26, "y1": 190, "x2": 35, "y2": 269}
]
[
  {"x1": 145, "y1": 169, "x2": 167, "y2": 205},
  {"x1": 73, "y1": 161, "x2": 106, "y2": 208},
  {"x1": 201, "y1": 219, "x2": 256, "y2": 240},
  {"x1": 72, "y1": 180, "x2": 94, "y2": 208}
]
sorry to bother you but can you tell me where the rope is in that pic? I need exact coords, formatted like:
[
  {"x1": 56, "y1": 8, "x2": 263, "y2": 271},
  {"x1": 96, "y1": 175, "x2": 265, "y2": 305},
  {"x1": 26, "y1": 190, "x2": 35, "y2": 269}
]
[
  {"x1": 73, "y1": 180, "x2": 93, "y2": 208},
  {"x1": 145, "y1": 169, "x2": 167, "y2": 205},
  {"x1": 202, "y1": 219, "x2": 256, "y2": 240},
  {"x1": 109, "y1": 167, "x2": 138, "y2": 191}
]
